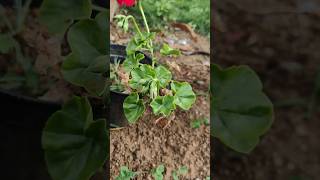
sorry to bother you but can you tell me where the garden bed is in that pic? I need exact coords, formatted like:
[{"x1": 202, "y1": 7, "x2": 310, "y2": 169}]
[{"x1": 110, "y1": 23, "x2": 210, "y2": 179}]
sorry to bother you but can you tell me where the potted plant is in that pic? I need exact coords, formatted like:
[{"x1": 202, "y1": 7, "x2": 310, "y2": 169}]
[
  {"x1": 110, "y1": 0, "x2": 196, "y2": 127},
  {"x1": 1, "y1": 0, "x2": 108, "y2": 180}
]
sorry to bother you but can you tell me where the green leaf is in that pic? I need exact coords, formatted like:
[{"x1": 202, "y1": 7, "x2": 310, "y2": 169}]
[
  {"x1": 115, "y1": 166, "x2": 137, "y2": 180},
  {"x1": 123, "y1": 93, "x2": 145, "y2": 123},
  {"x1": 211, "y1": 64, "x2": 274, "y2": 153},
  {"x1": 155, "y1": 66, "x2": 172, "y2": 88},
  {"x1": 171, "y1": 82, "x2": 196, "y2": 110},
  {"x1": 152, "y1": 164, "x2": 165, "y2": 180},
  {"x1": 123, "y1": 53, "x2": 144, "y2": 72},
  {"x1": 42, "y1": 96, "x2": 107, "y2": 180},
  {"x1": 190, "y1": 119, "x2": 202, "y2": 129},
  {"x1": 39, "y1": 0, "x2": 92, "y2": 34},
  {"x1": 150, "y1": 95, "x2": 175, "y2": 116},
  {"x1": 177, "y1": 166, "x2": 188, "y2": 174},
  {"x1": 172, "y1": 166, "x2": 188, "y2": 180},
  {"x1": 126, "y1": 32, "x2": 155, "y2": 55},
  {"x1": 160, "y1": 43, "x2": 181, "y2": 57},
  {"x1": 0, "y1": 34, "x2": 15, "y2": 53},
  {"x1": 190, "y1": 118, "x2": 209, "y2": 129},
  {"x1": 62, "y1": 18, "x2": 107, "y2": 96},
  {"x1": 129, "y1": 64, "x2": 155, "y2": 93},
  {"x1": 114, "y1": 15, "x2": 130, "y2": 33}
]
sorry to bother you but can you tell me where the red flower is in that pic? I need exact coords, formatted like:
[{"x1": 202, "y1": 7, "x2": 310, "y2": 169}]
[{"x1": 117, "y1": 0, "x2": 136, "y2": 7}]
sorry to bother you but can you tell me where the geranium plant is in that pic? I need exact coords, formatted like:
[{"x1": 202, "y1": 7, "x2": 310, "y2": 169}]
[
  {"x1": 112, "y1": 0, "x2": 196, "y2": 123},
  {"x1": 38, "y1": 0, "x2": 109, "y2": 180}
]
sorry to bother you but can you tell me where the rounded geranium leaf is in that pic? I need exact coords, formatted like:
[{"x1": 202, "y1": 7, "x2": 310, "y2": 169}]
[
  {"x1": 155, "y1": 66, "x2": 172, "y2": 88},
  {"x1": 150, "y1": 95, "x2": 175, "y2": 116},
  {"x1": 129, "y1": 64, "x2": 155, "y2": 92},
  {"x1": 123, "y1": 93, "x2": 145, "y2": 123},
  {"x1": 62, "y1": 18, "x2": 107, "y2": 96},
  {"x1": 211, "y1": 64, "x2": 274, "y2": 153},
  {"x1": 171, "y1": 81, "x2": 196, "y2": 110},
  {"x1": 40, "y1": 0, "x2": 92, "y2": 34},
  {"x1": 42, "y1": 96, "x2": 107, "y2": 180}
]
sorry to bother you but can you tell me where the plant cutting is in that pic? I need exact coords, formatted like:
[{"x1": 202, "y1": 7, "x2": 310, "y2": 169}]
[{"x1": 111, "y1": 0, "x2": 196, "y2": 125}]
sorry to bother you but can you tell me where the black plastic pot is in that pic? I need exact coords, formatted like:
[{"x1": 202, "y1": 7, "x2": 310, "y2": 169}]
[
  {"x1": 110, "y1": 44, "x2": 152, "y2": 128},
  {"x1": 0, "y1": 89, "x2": 60, "y2": 180}
]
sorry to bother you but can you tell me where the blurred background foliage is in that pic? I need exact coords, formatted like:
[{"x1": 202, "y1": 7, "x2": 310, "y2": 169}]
[{"x1": 126, "y1": 0, "x2": 210, "y2": 36}]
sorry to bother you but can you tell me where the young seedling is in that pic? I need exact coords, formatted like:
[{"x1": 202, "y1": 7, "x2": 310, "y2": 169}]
[
  {"x1": 172, "y1": 166, "x2": 188, "y2": 180},
  {"x1": 190, "y1": 117, "x2": 209, "y2": 129},
  {"x1": 114, "y1": 0, "x2": 196, "y2": 125},
  {"x1": 151, "y1": 164, "x2": 165, "y2": 180},
  {"x1": 116, "y1": 166, "x2": 137, "y2": 180}
]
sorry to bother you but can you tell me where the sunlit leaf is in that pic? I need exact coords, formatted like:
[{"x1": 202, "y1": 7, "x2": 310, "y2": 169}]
[{"x1": 123, "y1": 93, "x2": 145, "y2": 123}]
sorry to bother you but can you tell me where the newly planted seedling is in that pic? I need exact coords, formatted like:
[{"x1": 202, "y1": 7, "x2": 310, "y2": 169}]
[
  {"x1": 151, "y1": 164, "x2": 165, "y2": 180},
  {"x1": 115, "y1": 166, "x2": 137, "y2": 180},
  {"x1": 191, "y1": 117, "x2": 209, "y2": 129},
  {"x1": 172, "y1": 166, "x2": 188, "y2": 180},
  {"x1": 113, "y1": 0, "x2": 196, "y2": 124}
]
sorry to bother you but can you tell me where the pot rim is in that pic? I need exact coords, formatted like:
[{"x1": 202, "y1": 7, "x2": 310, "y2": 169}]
[{"x1": 110, "y1": 44, "x2": 153, "y2": 96}]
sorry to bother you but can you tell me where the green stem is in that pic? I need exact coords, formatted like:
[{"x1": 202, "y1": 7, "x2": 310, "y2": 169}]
[
  {"x1": 138, "y1": 0, "x2": 150, "y2": 33},
  {"x1": 92, "y1": 4, "x2": 108, "y2": 12},
  {"x1": 138, "y1": 1, "x2": 155, "y2": 67},
  {"x1": 127, "y1": 16, "x2": 143, "y2": 38}
]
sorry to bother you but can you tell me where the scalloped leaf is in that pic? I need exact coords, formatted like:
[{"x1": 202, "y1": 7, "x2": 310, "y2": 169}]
[
  {"x1": 42, "y1": 96, "x2": 107, "y2": 180},
  {"x1": 150, "y1": 95, "x2": 175, "y2": 116},
  {"x1": 171, "y1": 81, "x2": 196, "y2": 110},
  {"x1": 39, "y1": 0, "x2": 92, "y2": 34},
  {"x1": 211, "y1": 64, "x2": 274, "y2": 153},
  {"x1": 62, "y1": 14, "x2": 108, "y2": 96},
  {"x1": 123, "y1": 93, "x2": 145, "y2": 123},
  {"x1": 155, "y1": 66, "x2": 172, "y2": 88}
]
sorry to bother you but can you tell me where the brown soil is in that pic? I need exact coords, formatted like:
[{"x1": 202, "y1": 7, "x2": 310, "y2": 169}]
[
  {"x1": 0, "y1": 8, "x2": 83, "y2": 103},
  {"x1": 110, "y1": 23, "x2": 211, "y2": 179},
  {"x1": 213, "y1": 0, "x2": 320, "y2": 179}
]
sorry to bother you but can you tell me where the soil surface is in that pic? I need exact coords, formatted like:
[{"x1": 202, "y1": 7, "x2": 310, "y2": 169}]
[
  {"x1": 0, "y1": 8, "x2": 79, "y2": 103},
  {"x1": 213, "y1": 0, "x2": 320, "y2": 179},
  {"x1": 110, "y1": 23, "x2": 210, "y2": 179}
]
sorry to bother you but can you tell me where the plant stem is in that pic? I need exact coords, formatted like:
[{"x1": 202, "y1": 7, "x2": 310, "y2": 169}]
[
  {"x1": 128, "y1": 16, "x2": 143, "y2": 38},
  {"x1": 138, "y1": 0, "x2": 155, "y2": 67},
  {"x1": 92, "y1": 4, "x2": 108, "y2": 12},
  {"x1": 138, "y1": 0, "x2": 150, "y2": 33}
]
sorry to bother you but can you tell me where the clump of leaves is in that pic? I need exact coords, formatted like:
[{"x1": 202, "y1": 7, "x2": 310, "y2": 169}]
[
  {"x1": 172, "y1": 166, "x2": 188, "y2": 180},
  {"x1": 39, "y1": 0, "x2": 109, "y2": 180},
  {"x1": 151, "y1": 164, "x2": 165, "y2": 180},
  {"x1": 0, "y1": 1, "x2": 41, "y2": 95},
  {"x1": 115, "y1": 166, "x2": 137, "y2": 180},
  {"x1": 190, "y1": 117, "x2": 209, "y2": 129},
  {"x1": 115, "y1": 1, "x2": 196, "y2": 124}
]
